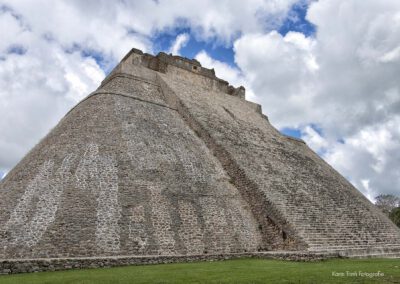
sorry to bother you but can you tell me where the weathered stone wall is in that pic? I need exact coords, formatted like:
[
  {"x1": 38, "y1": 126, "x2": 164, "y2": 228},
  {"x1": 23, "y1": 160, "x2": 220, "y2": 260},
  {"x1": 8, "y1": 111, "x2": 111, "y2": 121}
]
[
  {"x1": 0, "y1": 68, "x2": 265, "y2": 259},
  {"x1": 0, "y1": 251, "x2": 340, "y2": 275},
  {"x1": 1, "y1": 47, "x2": 400, "y2": 268}
]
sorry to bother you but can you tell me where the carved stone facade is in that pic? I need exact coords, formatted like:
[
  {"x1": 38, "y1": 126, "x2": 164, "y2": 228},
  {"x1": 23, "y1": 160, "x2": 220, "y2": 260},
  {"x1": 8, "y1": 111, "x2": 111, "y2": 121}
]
[{"x1": 1, "y1": 48, "x2": 400, "y2": 270}]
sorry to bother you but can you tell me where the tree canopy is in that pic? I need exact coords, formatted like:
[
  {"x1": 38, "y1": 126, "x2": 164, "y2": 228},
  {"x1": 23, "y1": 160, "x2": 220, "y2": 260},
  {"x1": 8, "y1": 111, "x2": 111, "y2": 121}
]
[{"x1": 375, "y1": 194, "x2": 400, "y2": 227}]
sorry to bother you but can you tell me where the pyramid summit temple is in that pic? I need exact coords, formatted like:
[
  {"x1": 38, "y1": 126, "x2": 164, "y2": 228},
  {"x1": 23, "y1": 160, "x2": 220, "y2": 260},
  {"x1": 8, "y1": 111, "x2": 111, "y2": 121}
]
[{"x1": 1, "y1": 48, "x2": 399, "y2": 273}]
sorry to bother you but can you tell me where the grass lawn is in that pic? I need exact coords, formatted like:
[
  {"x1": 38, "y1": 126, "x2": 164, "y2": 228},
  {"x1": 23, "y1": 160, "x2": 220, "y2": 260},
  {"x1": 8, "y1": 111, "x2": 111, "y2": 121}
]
[{"x1": 0, "y1": 258, "x2": 399, "y2": 284}]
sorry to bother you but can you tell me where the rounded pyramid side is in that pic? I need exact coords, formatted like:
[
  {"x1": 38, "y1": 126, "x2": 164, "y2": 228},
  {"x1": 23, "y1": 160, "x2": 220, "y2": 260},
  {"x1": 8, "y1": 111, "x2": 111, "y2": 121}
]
[{"x1": 0, "y1": 74, "x2": 265, "y2": 259}]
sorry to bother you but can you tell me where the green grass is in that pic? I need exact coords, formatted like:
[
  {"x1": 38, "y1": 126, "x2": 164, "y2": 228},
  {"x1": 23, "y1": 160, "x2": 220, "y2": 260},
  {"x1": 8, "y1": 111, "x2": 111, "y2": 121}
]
[{"x1": 1, "y1": 258, "x2": 399, "y2": 284}]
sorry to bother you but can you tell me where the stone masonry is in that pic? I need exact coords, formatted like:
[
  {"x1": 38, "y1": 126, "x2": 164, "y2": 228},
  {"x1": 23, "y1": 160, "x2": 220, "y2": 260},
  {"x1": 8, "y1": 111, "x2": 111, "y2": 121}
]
[{"x1": 1, "y1": 48, "x2": 400, "y2": 273}]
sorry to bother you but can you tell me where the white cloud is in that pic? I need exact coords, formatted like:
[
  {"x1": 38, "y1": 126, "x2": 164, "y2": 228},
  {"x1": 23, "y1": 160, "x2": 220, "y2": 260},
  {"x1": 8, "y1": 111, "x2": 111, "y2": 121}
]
[
  {"x1": 2, "y1": 0, "x2": 296, "y2": 58},
  {"x1": 324, "y1": 117, "x2": 400, "y2": 200},
  {"x1": 117, "y1": 0, "x2": 297, "y2": 44},
  {"x1": 0, "y1": 170, "x2": 6, "y2": 180},
  {"x1": 1, "y1": 1, "x2": 152, "y2": 62},
  {"x1": 301, "y1": 126, "x2": 328, "y2": 153},
  {"x1": 0, "y1": 8, "x2": 29, "y2": 53},
  {"x1": 234, "y1": 31, "x2": 317, "y2": 128},
  {"x1": 0, "y1": 7, "x2": 106, "y2": 173},
  {"x1": 307, "y1": 0, "x2": 400, "y2": 200},
  {"x1": 168, "y1": 33, "x2": 189, "y2": 55},
  {"x1": 232, "y1": 0, "x2": 400, "y2": 199}
]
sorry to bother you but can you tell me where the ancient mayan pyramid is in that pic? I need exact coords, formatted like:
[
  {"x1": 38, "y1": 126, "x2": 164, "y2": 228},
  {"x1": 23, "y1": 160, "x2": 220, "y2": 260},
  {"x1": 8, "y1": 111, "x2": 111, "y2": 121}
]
[{"x1": 1, "y1": 48, "x2": 400, "y2": 261}]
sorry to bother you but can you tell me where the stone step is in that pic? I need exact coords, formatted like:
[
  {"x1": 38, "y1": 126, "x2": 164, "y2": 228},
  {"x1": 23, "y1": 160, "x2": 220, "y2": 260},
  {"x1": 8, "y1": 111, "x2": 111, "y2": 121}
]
[
  {"x1": 304, "y1": 236, "x2": 396, "y2": 240},
  {"x1": 305, "y1": 238, "x2": 400, "y2": 243},
  {"x1": 308, "y1": 245, "x2": 400, "y2": 253},
  {"x1": 307, "y1": 242, "x2": 385, "y2": 245},
  {"x1": 299, "y1": 232, "x2": 400, "y2": 237},
  {"x1": 349, "y1": 252, "x2": 400, "y2": 259}
]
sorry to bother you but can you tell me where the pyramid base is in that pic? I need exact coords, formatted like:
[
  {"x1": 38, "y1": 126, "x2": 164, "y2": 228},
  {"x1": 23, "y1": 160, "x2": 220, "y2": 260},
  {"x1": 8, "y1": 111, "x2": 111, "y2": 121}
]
[{"x1": 3, "y1": 248, "x2": 400, "y2": 275}]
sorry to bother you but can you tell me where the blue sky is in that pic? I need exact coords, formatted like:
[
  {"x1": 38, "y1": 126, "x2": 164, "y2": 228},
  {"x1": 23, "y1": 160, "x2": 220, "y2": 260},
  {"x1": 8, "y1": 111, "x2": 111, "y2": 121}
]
[
  {"x1": 154, "y1": 29, "x2": 236, "y2": 67},
  {"x1": 0, "y1": 0, "x2": 400, "y2": 201},
  {"x1": 152, "y1": 1, "x2": 316, "y2": 72}
]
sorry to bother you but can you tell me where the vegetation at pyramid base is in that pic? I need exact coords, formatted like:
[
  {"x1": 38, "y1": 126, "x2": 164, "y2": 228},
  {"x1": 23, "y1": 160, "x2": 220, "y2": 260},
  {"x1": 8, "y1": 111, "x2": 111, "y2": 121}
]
[
  {"x1": 1, "y1": 258, "x2": 399, "y2": 284},
  {"x1": 390, "y1": 207, "x2": 400, "y2": 227},
  {"x1": 375, "y1": 194, "x2": 400, "y2": 227}
]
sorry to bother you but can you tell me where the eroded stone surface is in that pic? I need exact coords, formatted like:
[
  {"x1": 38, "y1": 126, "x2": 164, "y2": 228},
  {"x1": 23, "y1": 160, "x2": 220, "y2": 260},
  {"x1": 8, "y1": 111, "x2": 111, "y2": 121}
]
[{"x1": 0, "y1": 48, "x2": 399, "y2": 264}]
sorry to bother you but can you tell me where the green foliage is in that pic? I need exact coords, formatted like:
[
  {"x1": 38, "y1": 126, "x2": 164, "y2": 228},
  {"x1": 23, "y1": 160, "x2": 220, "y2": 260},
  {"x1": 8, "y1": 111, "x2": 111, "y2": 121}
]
[
  {"x1": 390, "y1": 207, "x2": 400, "y2": 227},
  {"x1": 375, "y1": 194, "x2": 400, "y2": 216},
  {"x1": 375, "y1": 194, "x2": 400, "y2": 227},
  {"x1": 1, "y1": 258, "x2": 400, "y2": 284}
]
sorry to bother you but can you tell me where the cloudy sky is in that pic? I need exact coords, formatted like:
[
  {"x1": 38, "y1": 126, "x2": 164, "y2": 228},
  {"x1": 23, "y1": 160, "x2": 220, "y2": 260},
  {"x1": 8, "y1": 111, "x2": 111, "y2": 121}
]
[{"x1": 1, "y1": 0, "x2": 399, "y2": 201}]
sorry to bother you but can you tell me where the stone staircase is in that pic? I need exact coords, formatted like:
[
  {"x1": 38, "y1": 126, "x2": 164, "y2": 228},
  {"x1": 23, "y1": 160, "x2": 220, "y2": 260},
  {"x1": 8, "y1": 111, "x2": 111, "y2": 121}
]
[
  {"x1": 277, "y1": 196, "x2": 400, "y2": 258},
  {"x1": 154, "y1": 60, "x2": 400, "y2": 259}
]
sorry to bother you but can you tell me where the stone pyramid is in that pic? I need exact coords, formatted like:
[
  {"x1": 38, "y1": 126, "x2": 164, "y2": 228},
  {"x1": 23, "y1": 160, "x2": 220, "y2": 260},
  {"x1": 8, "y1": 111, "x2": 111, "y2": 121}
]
[{"x1": 1, "y1": 48, "x2": 400, "y2": 263}]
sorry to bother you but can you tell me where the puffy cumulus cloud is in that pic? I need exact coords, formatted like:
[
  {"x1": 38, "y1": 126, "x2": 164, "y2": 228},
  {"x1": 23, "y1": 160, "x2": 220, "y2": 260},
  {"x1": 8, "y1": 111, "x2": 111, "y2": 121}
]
[
  {"x1": 1, "y1": 1, "x2": 151, "y2": 62},
  {"x1": 0, "y1": 49, "x2": 104, "y2": 171},
  {"x1": 324, "y1": 118, "x2": 400, "y2": 201},
  {"x1": 168, "y1": 33, "x2": 190, "y2": 55},
  {"x1": 307, "y1": 0, "x2": 400, "y2": 138},
  {"x1": 233, "y1": 0, "x2": 400, "y2": 199},
  {"x1": 0, "y1": 7, "x2": 105, "y2": 173},
  {"x1": 2, "y1": 0, "x2": 296, "y2": 58},
  {"x1": 234, "y1": 31, "x2": 318, "y2": 128},
  {"x1": 117, "y1": 0, "x2": 297, "y2": 44},
  {"x1": 0, "y1": 8, "x2": 29, "y2": 52},
  {"x1": 301, "y1": 125, "x2": 328, "y2": 154},
  {"x1": 306, "y1": 0, "x2": 400, "y2": 200}
]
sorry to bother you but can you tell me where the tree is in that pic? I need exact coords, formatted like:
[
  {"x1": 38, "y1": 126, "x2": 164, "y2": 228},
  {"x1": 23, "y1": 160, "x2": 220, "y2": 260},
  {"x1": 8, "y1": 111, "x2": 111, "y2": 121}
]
[
  {"x1": 375, "y1": 194, "x2": 400, "y2": 216},
  {"x1": 389, "y1": 207, "x2": 400, "y2": 228}
]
